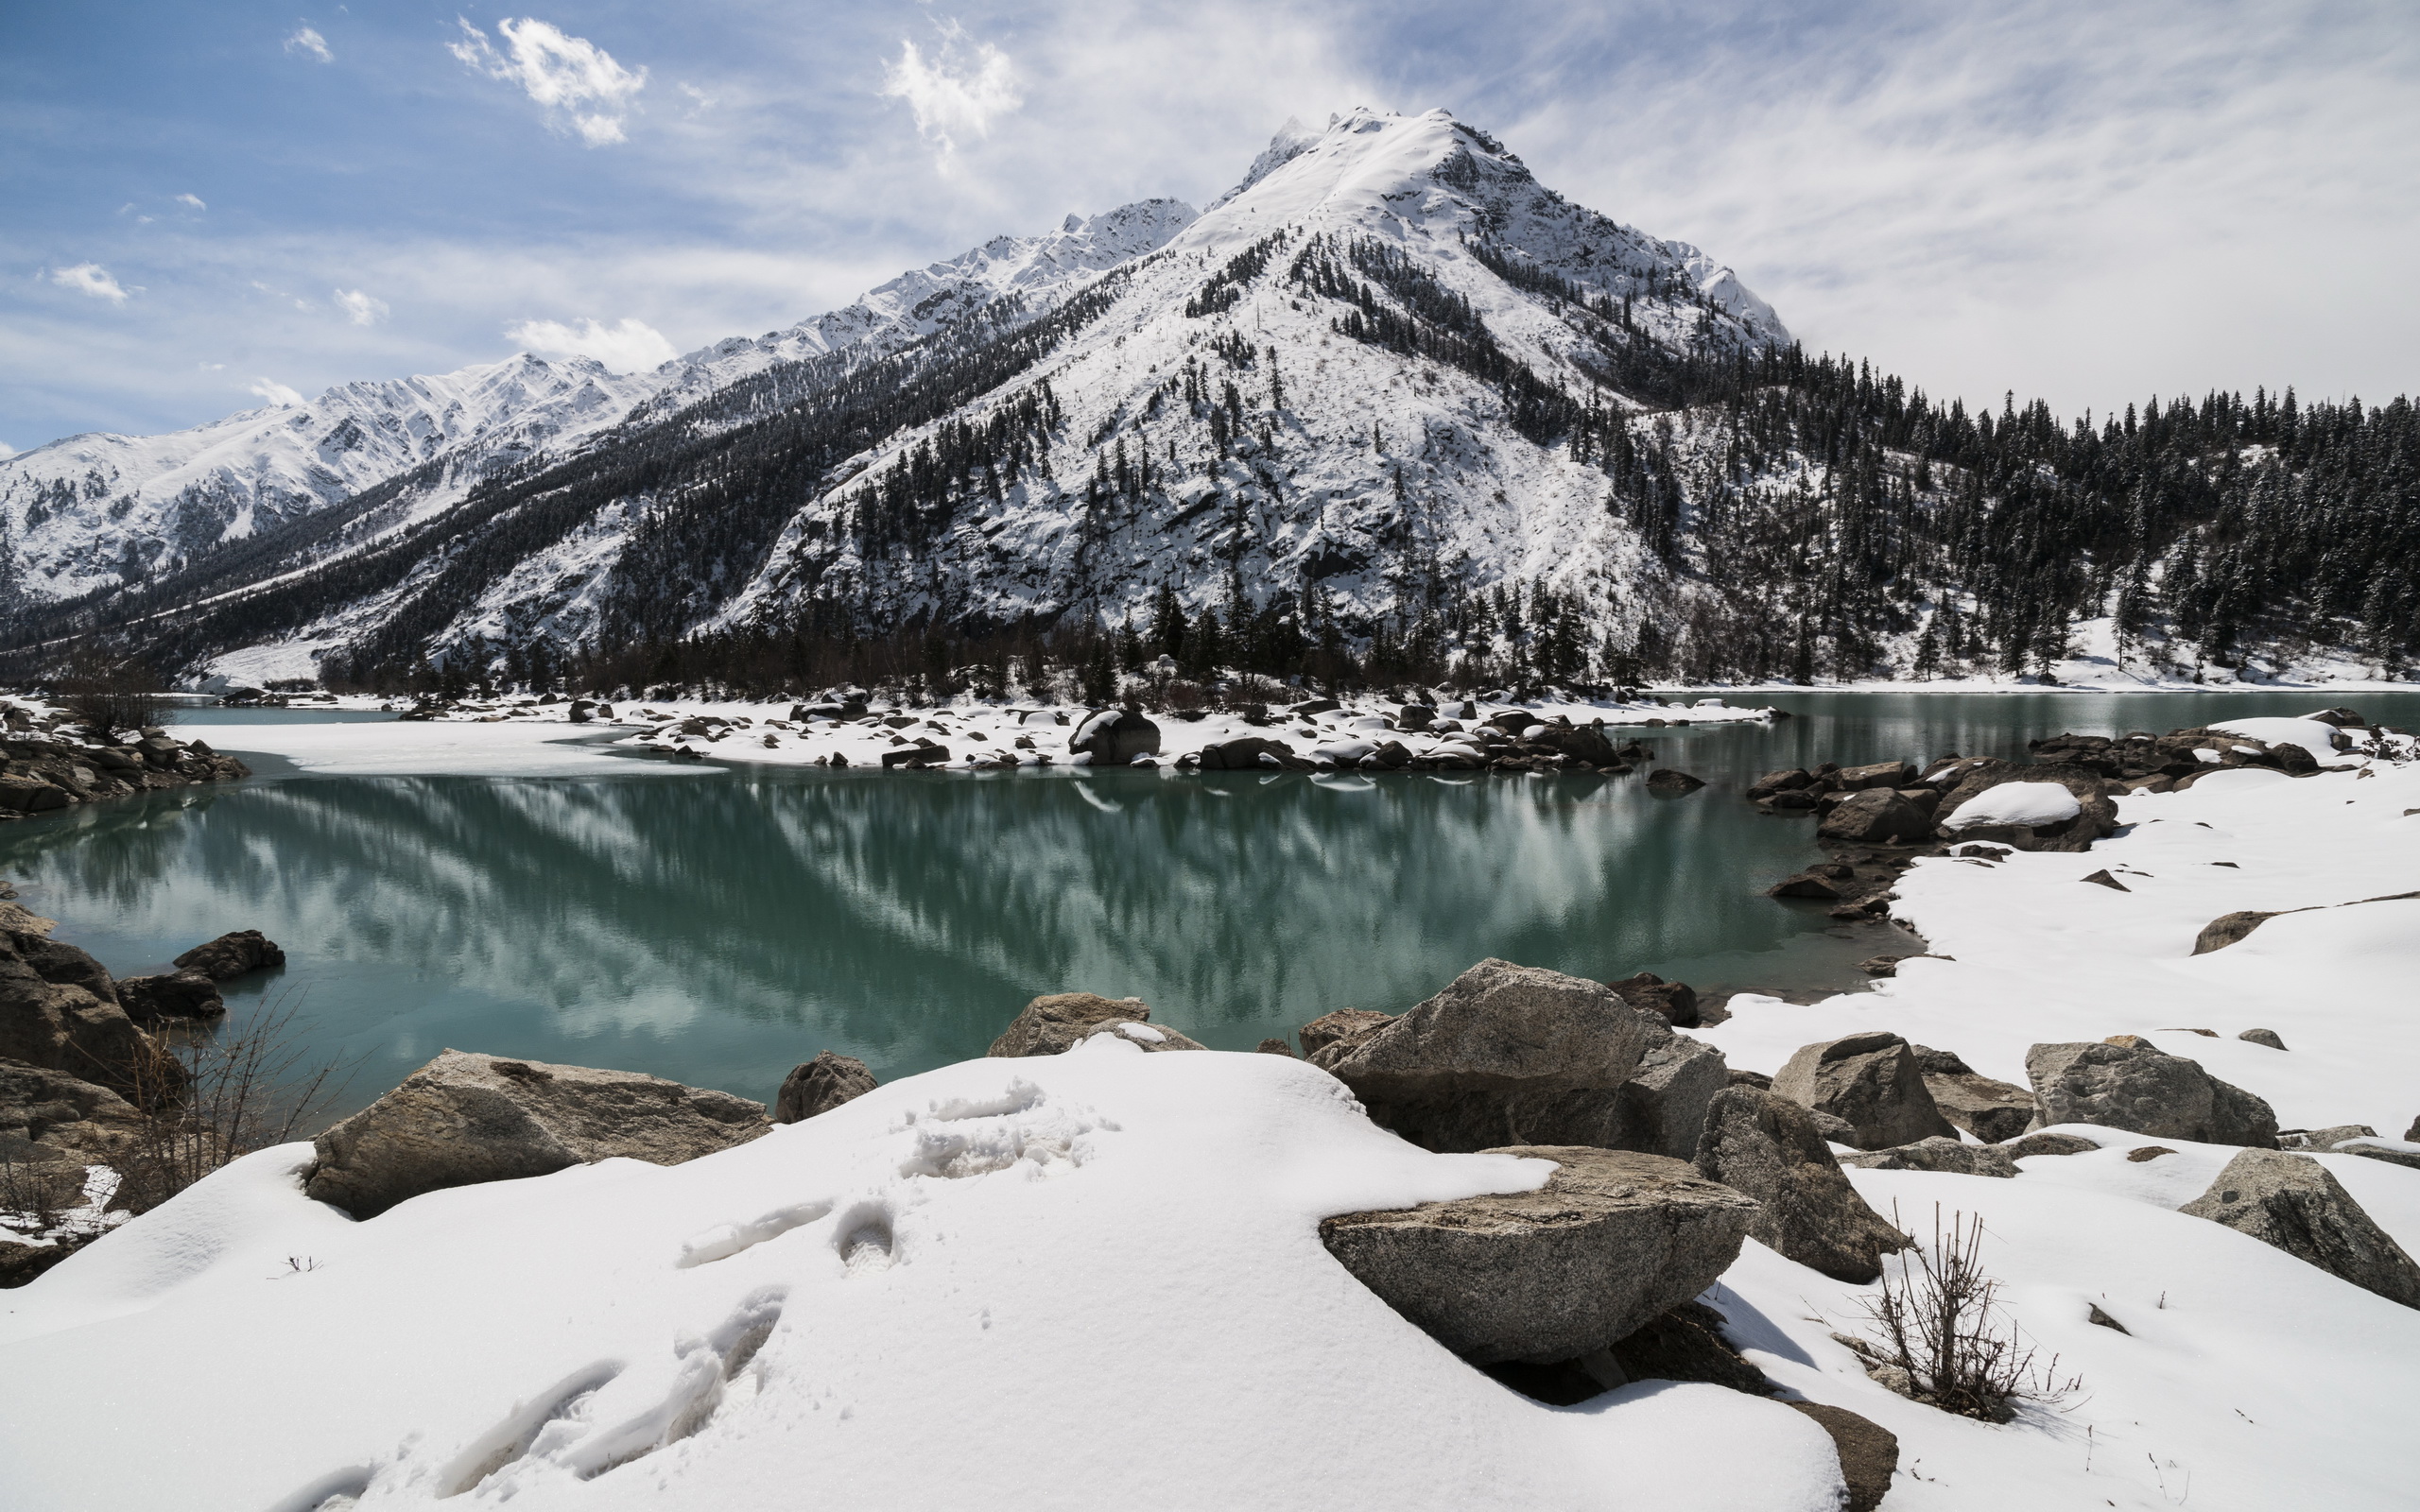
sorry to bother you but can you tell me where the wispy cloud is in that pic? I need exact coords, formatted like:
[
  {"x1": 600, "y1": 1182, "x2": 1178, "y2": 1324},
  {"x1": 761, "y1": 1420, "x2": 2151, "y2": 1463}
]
[
  {"x1": 504, "y1": 316, "x2": 677, "y2": 371},
  {"x1": 881, "y1": 27, "x2": 1023, "y2": 163},
  {"x1": 285, "y1": 26, "x2": 332, "y2": 63},
  {"x1": 49, "y1": 264, "x2": 130, "y2": 303},
  {"x1": 174, "y1": 193, "x2": 207, "y2": 212},
  {"x1": 0, "y1": 442, "x2": 16, "y2": 460},
  {"x1": 333, "y1": 287, "x2": 389, "y2": 325},
  {"x1": 248, "y1": 377, "x2": 305, "y2": 407},
  {"x1": 450, "y1": 17, "x2": 648, "y2": 146}
]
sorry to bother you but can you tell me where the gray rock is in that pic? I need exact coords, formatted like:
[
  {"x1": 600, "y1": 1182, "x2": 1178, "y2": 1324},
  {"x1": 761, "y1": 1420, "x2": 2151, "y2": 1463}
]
[
  {"x1": 1255, "y1": 1038, "x2": 1297, "y2": 1057},
  {"x1": 2193, "y1": 910, "x2": 2293, "y2": 954},
  {"x1": 1318, "y1": 1146, "x2": 1759, "y2": 1363},
  {"x1": 1605, "y1": 971, "x2": 1701, "y2": 1028},
  {"x1": 1604, "y1": 1300, "x2": 1773, "y2": 1396},
  {"x1": 1772, "y1": 1032, "x2": 1957, "y2": 1150},
  {"x1": 1834, "y1": 760, "x2": 1917, "y2": 791},
  {"x1": 2238, "y1": 1027, "x2": 2288, "y2": 1050},
  {"x1": 304, "y1": 1050, "x2": 770, "y2": 1219},
  {"x1": 1693, "y1": 1087, "x2": 1910, "y2": 1283},
  {"x1": 2025, "y1": 1040, "x2": 2278, "y2": 1147},
  {"x1": 1809, "y1": 1108, "x2": 1861, "y2": 1145},
  {"x1": 0, "y1": 902, "x2": 164, "y2": 1103},
  {"x1": 171, "y1": 930, "x2": 285, "y2": 982},
  {"x1": 1840, "y1": 1136, "x2": 2017, "y2": 1178},
  {"x1": 2281, "y1": 1124, "x2": 2377, "y2": 1152},
  {"x1": 1785, "y1": 1402, "x2": 1899, "y2": 1512},
  {"x1": 989, "y1": 993, "x2": 1157, "y2": 1057},
  {"x1": 1299, "y1": 1007, "x2": 1396, "y2": 1066},
  {"x1": 0, "y1": 1057, "x2": 147, "y2": 1212},
  {"x1": 2179, "y1": 1148, "x2": 2420, "y2": 1309},
  {"x1": 1817, "y1": 789, "x2": 1932, "y2": 845},
  {"x1": 2005, "y1": 1131, "x2": 2101, "y2": 1159},
  {"x1": 772, "y1": 1051, "x2": 875, "y2": 1123},
  {"x1": 1070, "y1": 710, "x2": 1162, "y2": 765},
  {"x1": 114, "y1": 971, "x2": 225, "y2": 1025},
  {"x1": 1644, "y1": 768, "x2": 1706, "y2": 794},
  {"x1": 1324, "y1": 960, "x2": 1660, "y2": 1153},
  {"x1": 1196, "y1": 736, "x2": 1305, "y2": 771},
  {"x1": 2337, "y1": 1140, "x2": 2420, "y2": 1172},
  {"x1": 1923, "y1": 1071, "x2": 2037, "y2": 1143},
  {"x1": 1607, "y1": 1027, "x2": 1730, "y2": 1160}
]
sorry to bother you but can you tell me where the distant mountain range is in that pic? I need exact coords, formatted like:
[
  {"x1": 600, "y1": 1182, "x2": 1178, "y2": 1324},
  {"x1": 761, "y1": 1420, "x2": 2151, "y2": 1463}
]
[{"x1": 7, "y1": 109, "x2": 2411, "y2": 689}]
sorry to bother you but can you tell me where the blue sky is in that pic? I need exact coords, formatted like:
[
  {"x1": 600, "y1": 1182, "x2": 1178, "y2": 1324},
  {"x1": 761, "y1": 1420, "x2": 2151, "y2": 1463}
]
[{"x1": 5, "y1": 1, "x2": 2414, "y2": 451}]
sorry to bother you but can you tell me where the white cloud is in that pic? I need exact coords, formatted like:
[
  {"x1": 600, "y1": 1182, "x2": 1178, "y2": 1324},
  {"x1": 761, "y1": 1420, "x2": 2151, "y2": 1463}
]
[
  {"x1": 881, "y1": 31, "x2": 1022, "y2": 160},
  {"x1": 504, "y1": 316, "x2": 677, "y2": 372},
  {"x1": 451, "y1": 17, "x2": 648, "y2": 146},
  {"x1": 248, "y1": 378, "x2": 305, "y2": 407},
  {"x1": 0, "y1": 442, "x2": 15, "y2": 460},
  {"x1": 174, "y1": 193, "x2": 207, "y2": 212},
  {"x1": 49, "y1": 264, "x2": 130, "y2": 303},
  {"x1": 285, "y1": 26, "x2": 332, "y2": 63},
  {"x1": 333, "y1": 287, "x2": 389, "y2": 325}
]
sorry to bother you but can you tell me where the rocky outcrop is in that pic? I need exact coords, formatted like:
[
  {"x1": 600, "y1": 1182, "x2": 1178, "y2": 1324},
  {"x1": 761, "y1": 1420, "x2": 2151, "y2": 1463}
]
[
  {"x1": 114, "y1": 971, "x2": 225, "y2": 1024},
  {"x1": 1298, "y1": 1007, "x2": 1396, "y2": 1065},
  {"x1": 1928, "y1": 760, "x2": 2118, "y2": 851},
  {"x1": 1318, "y1": 1146, "x2": 1758, "y2": 1363},
  {"x1": 0, "y1": 727, "x2": 249, "y2": 822},
  {"x1": 303, "y1": 1050, "x2": 770, "y2": 1219},
  {"x1": 1692, "y1": 1087, "x2": 1910, "y2": 1283},
  {"x1": 171, "y1": 930, "x2": 285, "y2": 981},
  {"x1": 0, "y1": 902, "x2": 164, "y2": 1102},
  {"x1": 1818, "y1": 789, "x2": 1932, "y2": 845},
  {"x1": 2025, "y1": 1040, "x2": 2278, "y2": 1147},
  {"x1": 2179, "y1": 1149, "x2": 2420, "y2": 1308},
  {"x1": 1840, "y1": 1136, "x2": 2017, "y2": 1178},
  {"x1": 988, "y1": 993, "x2": 1158, "y2": 1057},
  {"x1": 1772, "y1": 1032, "x2": 1957, "y2": 1151},
  {"x1": 1604, "y1": 971, "x2": 1700, "y2": 1028},
  {"x1": 1910, "y1": 1046, "x2": 2036, "y2": 1143},
  {"x1": 1785, "y1": 1403, "x2": 1900, "y2": 1512},
  {"x1": 1606, "y1": 1027, "x2": 1730, "y2": 1161},
  {"x1": 772, "y1": 1051, "x2": 875, "y2": 1123},
  {"x1": 0, "y1": 1057, "x2": 148, "y2": 1213},
  {"x1": 1322, "y1": 960, "x2": 1666, "y2": 1153}
]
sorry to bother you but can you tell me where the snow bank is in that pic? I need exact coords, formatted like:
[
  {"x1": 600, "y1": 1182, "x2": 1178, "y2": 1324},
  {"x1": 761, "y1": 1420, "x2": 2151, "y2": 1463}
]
[{"x1": 1939, "y1": 782, "x2": 2080, "y2": 831}]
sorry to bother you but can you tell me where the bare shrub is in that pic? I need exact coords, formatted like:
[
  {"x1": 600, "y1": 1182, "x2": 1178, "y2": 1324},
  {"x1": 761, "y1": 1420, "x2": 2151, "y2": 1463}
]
[
  {"x1": 113, "y1": 994, "x2": 352, "y2": 1216},
  {"x1": 1162, "y1": 679, "x2": 1206, "y2": 713},
  {"x1": 54, "y1": 648, "x2": 168, "y2": 739},
  {"x1": 1851, "y1": 1204, "x2": 2081, "y2": 1421}
]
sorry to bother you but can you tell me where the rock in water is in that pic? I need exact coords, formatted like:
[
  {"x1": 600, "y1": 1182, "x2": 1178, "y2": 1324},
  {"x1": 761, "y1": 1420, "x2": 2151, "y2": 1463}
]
[
  {"x1": 1318, "y1": 1146, "x2": 1758, "y2": 1363},
  {"x1": 1693, "y1": 1087, "x2": 1910, "y2": 1283},
  {"x1": 1771, "y1": 1032, "x2": 1957, "y2": 1150},
  {"x1": 772, "y1": 1050, "x2": 876, "y2": 1123},
  {"x1": 989, "y1": 993, "x2": 1157, "y2": 1057},
  {"x1": 1785, "y1": 1403, "x2": 1899, "y2": 1512},
  {"x1": 1323, "y1": 959, "x2": 1661, "y2": 1152},
  {"x1": 304, "y1": 1050, "x2": 770, "y2": 1219},
  {"x1": 2179, "y1": 1149, "x2": 2420, "y2": 1309},
  {"x1": 1817, "y1": 789, "x2": 1932, "y2": 845},
  {"x1": 114, "y1": 971, "x2": 226, "y2": 1024},
  {"x1": 2025, "y1": 1040, "x2": 2278, "y2": 1146},
  {"x1": 170, "y1": 929, "x2": 285, "y2": 981},
  {"x1": 1644, "y1": 768, "x2": 1705, "y2": 794}
]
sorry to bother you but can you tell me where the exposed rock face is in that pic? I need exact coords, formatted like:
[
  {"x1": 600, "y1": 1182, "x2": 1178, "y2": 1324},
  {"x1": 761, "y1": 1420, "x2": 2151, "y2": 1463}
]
[
  {"x1": 1840, "y1": 1137, "x2": 2017, "y2": 1178},
  {"x1": 1921, "y1": 1069, "x2": 2037, "y2": 1144},
  {"x1": 1772, "y1": 1032, "x2": 1956, "y2": 1151},
  {"x1": 1318, "y1": 1146, "x2": 1758, "y2": 1363},
  {"x1": 304, "y1": 1050, "x2": 770, "y2": 1219},
  {"x1": 1605, "y1": 971, "x2": 1699, "y2": 1028},
  {"x1": 2179, "y1": 1149, "x2": 2420, "y2": 1309},
  {"x1": 1070, "y1": 710, "x2": 1162, "y2": 765},
  {"x1": 1323, "y1": 960, "x2": 1660, "y2": 1153},
  {"x1": 988, "y1": 993, "x2": 1157, "y2": 1057},
  {"x1": 0, "y1": 902, "x2": 160, "y2": 1101},
  {"x1": 1693, "y1": 1087, "x2": 1909, "y2": 1283},
  {"x1": 1299, "y1": 1007, "x2": 1396, "y2": 1065},
  {"x1": 2025, "y1": 1040, "x2": 2278, "y2": 1147},
  {"x1": 1785, "y1": 1403, "x2": 1899, "y2": 1512},
  {"x1": 1607, "y1": 1027, "x2": 1730, "y2": 1161},
  {"x1": 171, "y1": 930, "x2": 286, "y2": 981},
  {"x1": 772, "y1": 1051, "x2": 875, "y2": 1123},
  {"x1": 0, "y1": 1057, "x2": 148, "y2": 1212},
  {"x1": 114, "y1": 971, "x2": 225, "y2": 1025},
  {"x1": 1817, "y1": 789, "x2": 1931, "y2": 845}
]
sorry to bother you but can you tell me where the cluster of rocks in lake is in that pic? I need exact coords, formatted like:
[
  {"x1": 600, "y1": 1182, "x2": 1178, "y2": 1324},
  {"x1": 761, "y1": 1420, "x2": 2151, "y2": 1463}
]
[{"x1": 0, "y1": 700, "x2": 249, "y2": 820}]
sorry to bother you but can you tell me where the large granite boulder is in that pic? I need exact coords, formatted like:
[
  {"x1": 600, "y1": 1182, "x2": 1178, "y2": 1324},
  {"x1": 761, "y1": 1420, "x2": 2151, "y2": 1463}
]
[
  {"x1": 1323, "y1": 960, "x2": 1660, "y2": 1153},
  {"x1": 171, "y1": 930, "x2": 285, "y2": 982},
  {"x1": 0, "y1": 902, "x2": 162, "y2": 1102},
  {"x1": 2180, "y1": 1149, "x2": 2420, "y2": 1308},
  {"x1": 1840, "y1": 1137, "x2": 2018, "y2": 1178},
  {"x1": 304, "y1": 1050, "x2": 771, "y2": 1219},
  {"x1": 988, "y1": 993, "x2": 1158, "y2": 1057},
  {"x1": 1606, "y1": 1026, "x2": 1731, "y2": 1161},
  {"x1": 1693, "y1": 1087, "x2": 1910, "y2": 1283},
  {"x1": 1318, "y1": 1146, "x2": 1758, "y2": 1363},
  {"x1": 1069, "y1": 710, "x2": 1162, "y2": 765},
  {"x1": 772, "y1": 1051, "x2": 875, "y2": 1123},
  {"x1": 1931, "y1": 762, "x2": 2118, "y2": 851},
  {"x1": 2025, "y1": 1040, "x2": 2278, "y2": 1147},
  {"x1": 1772, "y1": 1032, "x2": 1956, "y2": 1150},
  {"x1": 1818, "y1": 788, "x2": 1932, "y2": 845},
  {"x1": 1299, "y1": 1008, "x2": 1396, "y2": 1066},
  {"x1": 115, "y1": 971, "x2": 225, "y2": 1025},
  {"x1": 1911, "y1": 1046, "x2": 2037, "y2": 1143}
]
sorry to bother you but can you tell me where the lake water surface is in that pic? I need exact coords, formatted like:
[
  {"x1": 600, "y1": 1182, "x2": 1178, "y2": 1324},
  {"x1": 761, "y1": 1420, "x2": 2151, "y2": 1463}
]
[{"x1": 5, "y1": 689, "x2": 2411, "y2": 1114}]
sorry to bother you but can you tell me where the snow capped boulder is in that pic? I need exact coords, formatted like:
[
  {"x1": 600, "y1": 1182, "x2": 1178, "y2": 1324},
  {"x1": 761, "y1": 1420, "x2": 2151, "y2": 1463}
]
[
  {"x1": 1816, "y1": 788, "x2": 1931, "y2": 845},
  {"x1": 988, "y1": 992, "x2": 1201, "y2": 1056},
  {"x1": 2179, "y1": 1149, "x2": 2420, "y2": 1309},
  {"x1": 1692, "y1": 1087, "x2": 1910, "y2": 1283},
  {"x1": 1771, "y1": 1032, "x2": 1956, "y2": 1151},
  {"x1": 302, "y1": 1051, "x2": 771, "y2": 1219},
  {"x1": 1943, "y1": 782, "x2": 2079, "y2": 831},
  {"x1": 1323, "y1": 959, "x2": 1663, "y2": 1153},
  {"x1": 1079, "y1": 1020, "x2": 1208, "y2": 1053},
  {"x1": 773, "y1": 1051, "x2": 876, "y2": 1124},
  {"x1": 1318, "y1": 1146, "x2": 1758, "y2": 1363},
  {"x1": 170, "y1": 929, "x2": 285, "y2": 982},
  {"x1": 2024, "y1": 1040, "x2": 2278, "y2": 1147},
  {"x1": 1932, "y1": 762, "x2": 2118, "y2": 851},
  {"x1": 1069, "y1": 710, "x2": 1161, "y2": 765}
]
